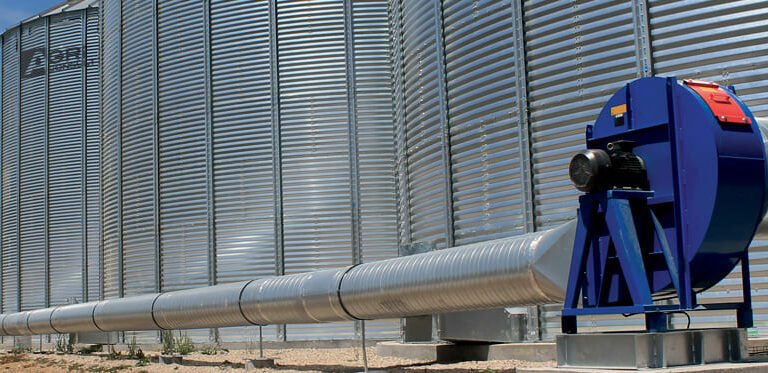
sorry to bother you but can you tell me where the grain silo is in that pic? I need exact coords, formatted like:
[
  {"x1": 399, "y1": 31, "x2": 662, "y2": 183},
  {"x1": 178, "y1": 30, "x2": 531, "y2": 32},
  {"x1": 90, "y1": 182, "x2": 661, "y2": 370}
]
[
  {"x1": 99, "y1": 0, "x2": 398, "y2": 342},
  {"x1": 0, "y1": 0, "x2": 100, "y2": 330}
]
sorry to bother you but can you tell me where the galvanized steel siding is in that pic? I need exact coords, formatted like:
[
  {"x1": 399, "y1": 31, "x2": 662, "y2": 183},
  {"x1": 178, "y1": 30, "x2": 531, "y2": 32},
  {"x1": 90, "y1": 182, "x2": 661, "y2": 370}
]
[
  {"x1": 2, "y1": 5, "x2": 100, "y2": 314},
  {"x1": 121, "y1": 0, "x2": 158, "y2": 298},
  {"x1": 277, "y1": 0, "x2": 356, "y2": 340},
  {"x1": 157, "y1": 0, "x2": 211, "y2": 293},
  {"x1": 400, "y1": 0, "x2": 452, "y2": 249},
  {"x1": 100, "y1": 0, "x2": 121, "y2": 300},
  {"x1": 48, "y1": 12, "x2": 85, "y2": 306},
  {"x1": 390, "y1": 0, "x2": 409, "y2": 249},
  {"x1": 210, "y1": 0, "x2": 276, "y2": 287},
  {"x1": 278, "y1": 0, "x2": 353, "y2": 274},
  {"x1": 209, "y1": 0, "x2": 278, "y2": 342},
  {"x1": 18, "y1": 20, "x2": 47, "y2": 311},
  {"x1": 391, "y1": 0, "x2": 534, "y2": 340},
  {"x1": 523, "y1": 0, "x2": 640, "y2": 339},
  {"x1": 352, "y1": 0, "x2": 399, "y2": 339},
  {"x1": 524, "y1": 0, "x2": 638, "y2": 230},
  {"x1": 100, "y1": 0, "x2": 397, "y2": 341},
  {"x1": 353, "y1": 0, "x2": 398, "y2": 265},
  {"x1": 2, "y1": 30, "x2": 20, "y2": 313},
  {"x1": 443, "y1": 0, "x2": 525, "y2": 244},
  {"x1": 85, "y1": 8, "x2": 101, "y2": 302}
]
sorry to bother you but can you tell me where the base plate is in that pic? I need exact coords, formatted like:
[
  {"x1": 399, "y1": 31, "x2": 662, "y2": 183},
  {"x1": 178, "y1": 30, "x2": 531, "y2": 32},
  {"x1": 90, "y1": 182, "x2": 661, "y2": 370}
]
[{"x1": 557, "y1": 328, "x2": 746, "y2": 369}]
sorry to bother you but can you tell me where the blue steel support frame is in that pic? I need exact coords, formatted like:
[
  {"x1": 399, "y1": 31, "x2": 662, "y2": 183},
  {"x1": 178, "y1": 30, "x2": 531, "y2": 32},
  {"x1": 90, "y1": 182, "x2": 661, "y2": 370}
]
[{"x1": 561, "y1": 189, "x2": 753, "y2": 334}]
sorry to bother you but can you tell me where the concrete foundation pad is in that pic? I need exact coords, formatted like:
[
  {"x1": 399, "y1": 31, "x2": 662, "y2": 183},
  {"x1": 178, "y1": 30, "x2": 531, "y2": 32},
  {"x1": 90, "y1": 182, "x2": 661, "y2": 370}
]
[
  {"x1": 155, "y1": 355, "x2": 182, "y2": 365},
  {"x1": 376, "y1": 341, "x2": 463, "y2": 362},
  {"x1": 488, "y1": 343, "x2": 555, "y2": 362},
  {"x1": 245, "y1": 358, "x2": 275, "y2": 370},
  {"x1": 376, "y1": 341, "x2": 556, "y2": 363},
  {"x1": 518, "y1": 362, "x2": 768, "y2": 373}
]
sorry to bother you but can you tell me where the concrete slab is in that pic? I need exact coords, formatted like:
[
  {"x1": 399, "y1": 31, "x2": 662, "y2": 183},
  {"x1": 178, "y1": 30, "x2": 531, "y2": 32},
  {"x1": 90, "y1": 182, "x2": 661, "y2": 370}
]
[
  {"x1": 244, "y1": 358, "x2": 275, "y2": 370},
  {"x1": 375, "y1": 341, "x2": 465, "y2": 362},
  {"x1": 488, "y1": 343, "x2": 555, "y2": 362},
  {"x1": 518, "y1": 362, "x2": 768, "y2": 373},
  {"x1": 155, "y1": 355, "x2": 182, "y2": 365},
  {"x1": 376, "y1": 341, "x2": 556, "y2": 363}
]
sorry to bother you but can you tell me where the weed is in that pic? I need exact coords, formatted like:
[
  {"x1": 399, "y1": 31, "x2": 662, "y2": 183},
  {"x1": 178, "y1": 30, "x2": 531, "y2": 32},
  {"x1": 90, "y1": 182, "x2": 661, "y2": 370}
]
[
  {"x1": 199, "y1": 343, "x2": 222, "y2": 355},
  {"x1": 127, "y1": 335, "x2": 138, "y2": 357},
  {"x1": 161, "y1": 330, "x2": 195, "y2": 355},
  {"x1": 107, "y1": 345, "x2": 122, "y2": 360},
  {"x1": 174, "y1": 332, "x2": 195, "y2": 355},
  {"x1": 161, "y1": 330, "x2": 175, "y2": 355},
  {"x1": 125, "y1": 335, "x2": 145, "y2": 360},
  {"x1": 136, "y1": 356, "x2": 150, "y2": 367},
  {"x1": 54, "y1": 334, "x2": 74, "y2": 354},
  {"x1": 11, "y1": 344, "x2": 32, "y2": 355}
]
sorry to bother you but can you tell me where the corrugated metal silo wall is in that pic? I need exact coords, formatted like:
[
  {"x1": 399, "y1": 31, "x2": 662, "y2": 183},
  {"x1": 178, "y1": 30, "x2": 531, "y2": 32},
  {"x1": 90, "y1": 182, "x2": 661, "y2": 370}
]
[
  {"x1": 99, "y1": 0, "x2": 398, "y2": 342},
  {"x1": 0, "y1": 6, "x2": 101, "y2": 330},
  {"x1": 390, "y1": 0, "x2": 768, "y2": 341}
]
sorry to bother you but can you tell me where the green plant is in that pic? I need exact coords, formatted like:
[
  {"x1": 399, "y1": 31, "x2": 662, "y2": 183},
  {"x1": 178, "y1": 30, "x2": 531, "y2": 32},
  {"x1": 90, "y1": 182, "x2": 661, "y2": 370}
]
[
  {"x1": 127, "y1": 335, "x2": 137, "y2": 356},
  {"x1": 161, "y1": 330, "x2": 195, "y2": 355},
  {"x1": 199, "y1": 343, "x2": 222, "y2": 355},
  {"x1": 11, "y1": 343, "x2": 32, "y2": 355},
  {"x1": 54, "y1": 334, "x2": 71, "y2": 353},
  {"x1": 107, "y1": 345, "x2": 122, "y2": 360},
  {"x1": 136, "y1": 356, "x2": 150, "y2": 367},
  {"x1": 161, "y1": 330, "x2": 175, "y2": 355},
  {"x1": 127, "y1": 335, "x2": 146, "y2": 359},
  {"x1": 174, "y1": 332, "x2": 195, "y2": 355}
]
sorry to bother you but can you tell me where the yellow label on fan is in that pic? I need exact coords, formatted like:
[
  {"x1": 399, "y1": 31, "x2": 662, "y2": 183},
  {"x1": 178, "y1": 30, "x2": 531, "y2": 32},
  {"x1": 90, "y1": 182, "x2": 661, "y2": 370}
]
[{"x1": 611, "y1": 104, "x2": 627, "y2": 116}]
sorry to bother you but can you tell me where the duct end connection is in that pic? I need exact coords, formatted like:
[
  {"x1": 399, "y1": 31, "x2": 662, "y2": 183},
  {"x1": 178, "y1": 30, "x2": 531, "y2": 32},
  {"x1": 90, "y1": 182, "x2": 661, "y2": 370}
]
[{"x1": 532, "y1": 220, "x2": 577, "y2": 303}]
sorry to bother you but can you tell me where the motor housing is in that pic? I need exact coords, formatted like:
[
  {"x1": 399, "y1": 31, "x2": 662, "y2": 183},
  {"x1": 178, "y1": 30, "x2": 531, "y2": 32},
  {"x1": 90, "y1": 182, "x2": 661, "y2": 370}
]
[{"x1": 569, "y1": 141, "x2": 647, "y2": 192}]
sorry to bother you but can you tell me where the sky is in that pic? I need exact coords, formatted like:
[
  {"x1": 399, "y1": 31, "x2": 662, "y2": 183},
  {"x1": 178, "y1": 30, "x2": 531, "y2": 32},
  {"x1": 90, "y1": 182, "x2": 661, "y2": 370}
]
[{"x1": 0, "y1": 0, "x2": 62, "y2": 33}]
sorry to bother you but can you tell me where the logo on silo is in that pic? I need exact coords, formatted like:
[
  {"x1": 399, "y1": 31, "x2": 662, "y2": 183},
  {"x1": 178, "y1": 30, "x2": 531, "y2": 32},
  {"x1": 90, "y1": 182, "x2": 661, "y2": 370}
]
[
  {"x1": 20, "y1": 47, "x2": 90, "y2": 80},
  {"x1": 20, "y1": 47, "x2": 46, "y2": 79}
]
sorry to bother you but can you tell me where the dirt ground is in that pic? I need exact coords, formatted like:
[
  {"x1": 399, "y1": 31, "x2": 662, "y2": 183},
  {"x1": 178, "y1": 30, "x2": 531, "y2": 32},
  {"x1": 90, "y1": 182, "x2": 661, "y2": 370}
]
[{"x1": 0, "y1": 346, "x2": 555, "y2": 372}]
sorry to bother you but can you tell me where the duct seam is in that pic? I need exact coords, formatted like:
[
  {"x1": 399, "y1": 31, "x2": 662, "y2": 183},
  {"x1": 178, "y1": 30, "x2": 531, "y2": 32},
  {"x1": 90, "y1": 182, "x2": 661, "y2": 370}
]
[
  {"x1": 237, "y1": 280, "x2": 260, "y2": 326},
  {"x1": 49, "y1": 308, "x2": 62, "y2": 334},
  {"x1": 90, "y1": 303, "x2": 105, "y2": 332},
  {"x1": 336, "y1": 264, "x2": 362, "y2": 321},
  {"x1": 23, "y1": 312, "x2": 31, "y2": 335},
  {"x1": 148, "y1": 293, "x2": 165, "y2": 331},
  {"x1": 49, "y1": 306, "x2": 61, "y2": 334},
  {"x1": 0, "y1": 315, "x2": 7, "y2": 336}
]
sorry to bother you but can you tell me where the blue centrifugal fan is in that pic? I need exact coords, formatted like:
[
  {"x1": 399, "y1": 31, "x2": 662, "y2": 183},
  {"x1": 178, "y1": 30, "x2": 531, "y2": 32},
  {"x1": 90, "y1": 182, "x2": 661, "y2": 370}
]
[{"x1": 563, "y1": 77, "x2": 768, "y2": 333}]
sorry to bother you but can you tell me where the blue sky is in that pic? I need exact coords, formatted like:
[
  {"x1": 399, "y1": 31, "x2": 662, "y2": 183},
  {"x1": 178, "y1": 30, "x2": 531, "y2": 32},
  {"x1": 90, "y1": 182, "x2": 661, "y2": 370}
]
[{"x1": 0, "y1": 0, "x2": 61, "y2": 32}]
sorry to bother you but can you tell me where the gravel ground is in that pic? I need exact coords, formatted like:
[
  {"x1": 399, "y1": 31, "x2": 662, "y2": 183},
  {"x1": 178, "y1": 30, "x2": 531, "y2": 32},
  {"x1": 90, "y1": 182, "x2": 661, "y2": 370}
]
[{"x1": 0, "y1": 346, "x2": 556, "y2": 372}]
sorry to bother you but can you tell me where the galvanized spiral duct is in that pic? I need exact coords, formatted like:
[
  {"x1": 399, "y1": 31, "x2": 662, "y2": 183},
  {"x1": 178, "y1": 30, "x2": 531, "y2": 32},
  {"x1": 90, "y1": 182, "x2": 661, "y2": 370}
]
[{"x1": 0, "y1": 221, "x2": 575, "y2": 336}]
